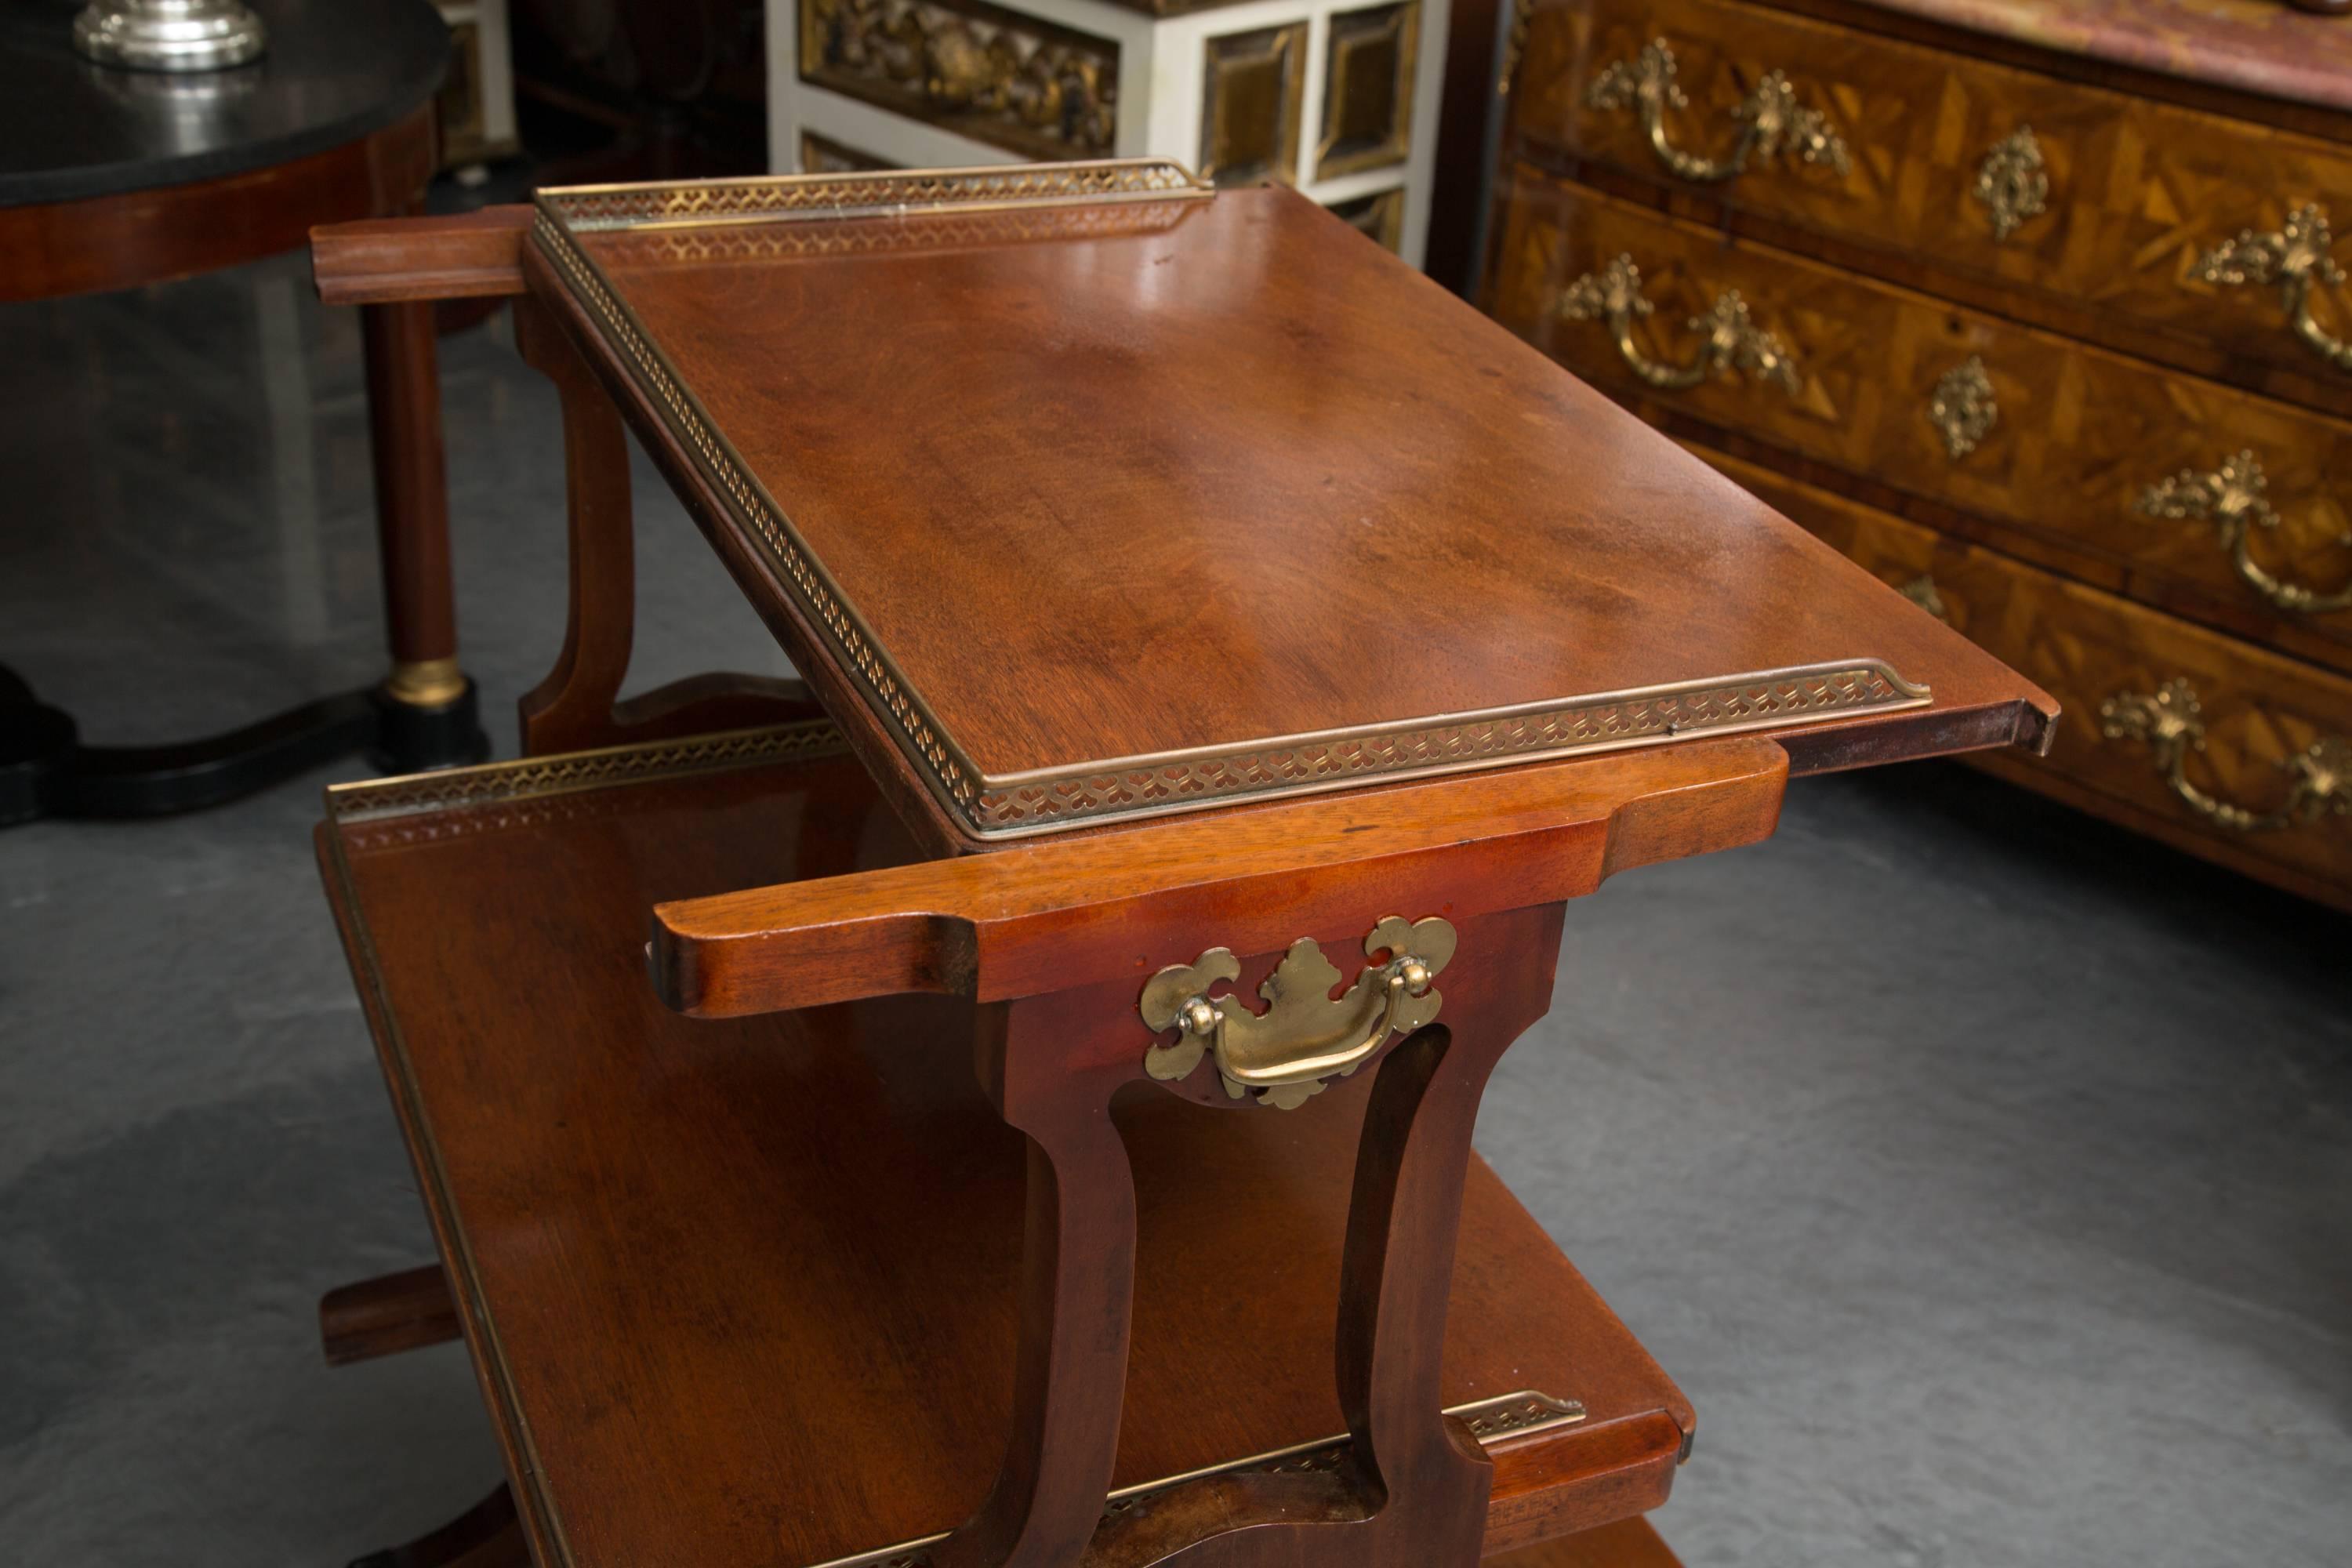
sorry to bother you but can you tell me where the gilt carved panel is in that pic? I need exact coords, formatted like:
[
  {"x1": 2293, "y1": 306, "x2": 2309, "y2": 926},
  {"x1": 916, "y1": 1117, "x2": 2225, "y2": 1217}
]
[{"x1": 799, "y1": 0, "x2": 1119, "y2": 161}]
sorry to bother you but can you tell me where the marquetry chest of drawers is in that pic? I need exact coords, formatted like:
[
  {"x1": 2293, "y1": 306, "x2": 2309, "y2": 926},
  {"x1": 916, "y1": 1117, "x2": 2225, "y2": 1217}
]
[
  {"x1": 1484, "y1": 0, "x2": 2352, "y2": 909},
  {"x1": 765, "y1": 0, "x2": 1450, "y2": 261}
]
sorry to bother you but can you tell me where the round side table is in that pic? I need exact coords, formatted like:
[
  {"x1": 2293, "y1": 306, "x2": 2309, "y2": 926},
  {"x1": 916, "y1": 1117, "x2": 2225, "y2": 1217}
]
[{"x1": 0, "y1": 0, "x2": 488, "y2": 823}]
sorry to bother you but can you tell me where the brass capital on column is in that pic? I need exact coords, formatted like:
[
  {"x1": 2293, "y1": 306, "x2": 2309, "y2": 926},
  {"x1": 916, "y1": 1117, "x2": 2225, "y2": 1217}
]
[{"x1": 383, "y1": 657, "x2": 467, "y2": 709}]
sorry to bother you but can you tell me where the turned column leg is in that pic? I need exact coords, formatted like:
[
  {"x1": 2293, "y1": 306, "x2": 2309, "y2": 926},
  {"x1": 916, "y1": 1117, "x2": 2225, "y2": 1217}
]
[{"x1": 361, "y1": 298, "x2": 487, "y2": 771}]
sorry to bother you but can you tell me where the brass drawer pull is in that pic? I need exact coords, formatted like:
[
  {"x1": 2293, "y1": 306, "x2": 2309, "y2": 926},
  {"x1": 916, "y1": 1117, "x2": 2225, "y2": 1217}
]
[
  {"x1": 1559, "y1": 255, "x2": 1800, "y2": 394},
  {"x1": 2194, "y1": 203, "x2": 2352, "y2": 373},
  {"x1": 2100, "y1": 678, "x2": 2350, "y2": 833},
  {"x1": 2137, "y1": 450, "x2": 2352, "y2": 615},
  {"x1": 1896, "y1": 573, "x2": 1948, "y2": 620},
  {"x1": 1587, "y1": 37, "x2": 1849, "y2": 185},
  {"x1": 1972, "y1": 126, "x2": 2048, "y2": 242},
  {"x1": 1927, "y1": 357, "x2": 1997, "y2": 459},
  {"x1": 1140, "y1": 916, "x2": 1454, "y2": 1109}
]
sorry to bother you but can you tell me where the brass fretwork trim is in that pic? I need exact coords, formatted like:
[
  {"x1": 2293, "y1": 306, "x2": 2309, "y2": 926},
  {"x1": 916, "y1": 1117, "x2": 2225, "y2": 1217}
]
[
  {"x1": 531, "y1": 170, "x2": 1931, "y2": 840},
  {"x1": 584, "y1": 196, "x2": 1207, "y2": 267},
  {"x1": 539, "y1": 159, "x2": 1210, "y2": 234},
  {"x1": 325, "y1": 720, "x2": 851, "y2": 822},
  {"x1": 801, "y1": 1391, "x2": 1588, "y2": 1568},
  {"x1": 960, "y1": 660, "x2": 1927, "y2": 836}
]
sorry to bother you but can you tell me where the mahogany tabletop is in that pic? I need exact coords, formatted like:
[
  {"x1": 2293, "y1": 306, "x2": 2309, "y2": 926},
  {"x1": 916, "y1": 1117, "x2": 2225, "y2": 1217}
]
[{"x1": 524, "y1": 162, "x2": 2054, "y2": 848}]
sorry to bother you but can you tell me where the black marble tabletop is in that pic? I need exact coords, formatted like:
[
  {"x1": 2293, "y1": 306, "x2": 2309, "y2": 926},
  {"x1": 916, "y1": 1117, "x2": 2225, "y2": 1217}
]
[{"x1": 0, "y1": 0, "x2": 448, "y2": 209}]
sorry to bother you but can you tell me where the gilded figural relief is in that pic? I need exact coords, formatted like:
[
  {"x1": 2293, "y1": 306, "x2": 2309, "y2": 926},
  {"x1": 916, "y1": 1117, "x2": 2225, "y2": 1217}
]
[{"x1": 800, "y1": 0, "x2": 1118, "y2": 160}]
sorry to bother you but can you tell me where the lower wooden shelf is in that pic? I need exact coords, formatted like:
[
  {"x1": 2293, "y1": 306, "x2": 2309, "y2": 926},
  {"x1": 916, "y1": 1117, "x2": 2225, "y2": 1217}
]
[
  {"x1": 1496, "y1": 1516, "x2": 1682, "y2": 1567},
  {"x1": 317, "y1": 725, "x2": 1694, "y2": 1568}
]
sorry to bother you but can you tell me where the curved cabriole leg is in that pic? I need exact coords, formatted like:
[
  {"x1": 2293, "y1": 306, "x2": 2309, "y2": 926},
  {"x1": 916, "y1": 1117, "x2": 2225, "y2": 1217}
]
[{"x1": 936, "y1": 996, "x2": 1140, "y2": 1568}]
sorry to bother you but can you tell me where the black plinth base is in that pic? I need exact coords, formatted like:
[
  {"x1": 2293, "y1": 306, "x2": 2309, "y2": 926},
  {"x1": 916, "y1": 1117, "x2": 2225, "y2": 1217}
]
[{"x1": 0, "y1": 666, "x2": 488, "y2": 826}]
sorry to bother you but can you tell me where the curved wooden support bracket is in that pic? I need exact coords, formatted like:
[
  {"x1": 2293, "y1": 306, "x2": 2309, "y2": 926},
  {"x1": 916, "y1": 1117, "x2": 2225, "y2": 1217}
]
[
  {"x1": 908, "y1": 932, "x2": 1570, "y2": 1568},
  {"x1": 513, "y1": 293, "x2": 640, "y2": 755},
  {"x1": 511, "y1": 295, "x2": 829, "y2": 757},
  {"x1": 1337, "y1": 904, "x2": 1566, "y2": 1542},
  {"x1": 936, "y1": 1000, "x2": 1139, "y2": 1568}
]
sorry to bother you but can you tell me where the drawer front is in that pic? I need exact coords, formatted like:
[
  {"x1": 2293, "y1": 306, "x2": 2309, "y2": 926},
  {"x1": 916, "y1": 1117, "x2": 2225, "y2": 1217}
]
[
  {"x1": 1508, "y1": 0, "x2": 2352, "y2": 408},
  {"x1": 1487, "y1": 170, "x2": 2352, "y2": 669},
  {"x1": 1696, "y1": 446, "x2": 2352, "y2": 902}
]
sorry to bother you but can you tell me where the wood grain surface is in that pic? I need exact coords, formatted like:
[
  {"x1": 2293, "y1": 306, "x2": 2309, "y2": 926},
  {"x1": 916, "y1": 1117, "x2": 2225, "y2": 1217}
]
[
  {"x1": 1492, "y1": 1515, "x2": 1682, "y2": 1567},
  {"x1": 311, "y1": 205, "x2": 533, "y2": 306},
  {"x1": 1486, "y1": 169, "x2": 2352, "y2": 670},
  {"x1": 530, "y1": 180, "x2": 2049, "y2": 852}
]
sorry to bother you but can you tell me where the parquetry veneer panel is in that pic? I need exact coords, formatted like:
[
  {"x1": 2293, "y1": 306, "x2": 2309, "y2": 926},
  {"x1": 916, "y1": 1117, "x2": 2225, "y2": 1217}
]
[
  {"x1": 1704, "y1": 447, "x2": 2352, "y2": 906},
  {"x1": 1508, "y1": 0, "x2": 2352, "y2": 417},
  {"x1": 1487, "y1": 171, "x2": 2352, "y2": 673}
]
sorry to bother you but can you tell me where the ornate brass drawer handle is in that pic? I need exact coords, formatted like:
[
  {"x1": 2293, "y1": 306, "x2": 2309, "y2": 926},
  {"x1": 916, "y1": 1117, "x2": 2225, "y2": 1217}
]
[
  {"x1": 2194, "y1": 203, "x2": 2352, "y2": 373},
  {"x1": 2099, "y1": 678, "x2": 2350, "y2": 833},
  {"x1": 1559, "y1": 255, "x2": 1800, "y2": 394},
  {"x1": 1927, "y1": 357, "x2": 1997, "y2": 459},
  {"x1": 2137, "y1": 449, "x2": 2352, "y2": 615},
  {"x1": 1139, "y1": 916, "x2": 1455, "y2": 1109},
  {"x1": 1586, "y1": 37, "x2": 1849, "y2": 185},
  {"x1": 1972, "y1": 125, "x2": 2048, "y2": 241},
  {"x1": 1896, "y1": 573, "x2": 1948, "y2": 620}
]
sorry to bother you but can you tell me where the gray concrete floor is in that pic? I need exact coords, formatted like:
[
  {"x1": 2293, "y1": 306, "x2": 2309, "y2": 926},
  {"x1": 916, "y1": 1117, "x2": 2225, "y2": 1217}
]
[{"x1": 1, "y1": 254, "x2": 2346, "y2": 1568}]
